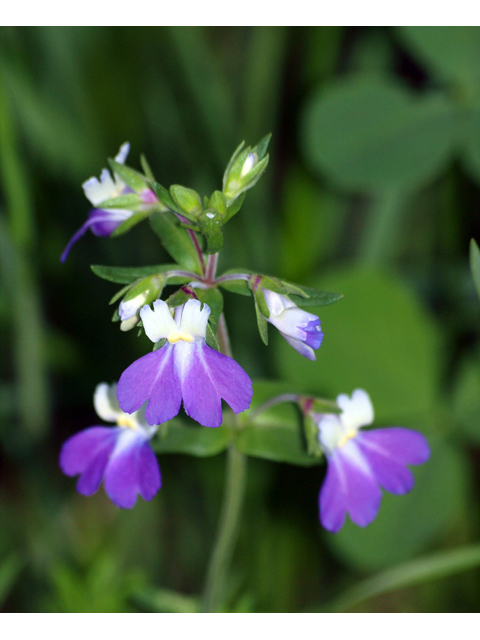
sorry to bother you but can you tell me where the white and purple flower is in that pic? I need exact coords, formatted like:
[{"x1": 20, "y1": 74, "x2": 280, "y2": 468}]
[
  {"x1": 61, "y1": 143, "x2": 157, "y2": 262},
  {"x1": 262, "y1": 289, "x2": 323, "y2": 361},
  {"x1": 59, "y1": 382, "x2": 161, "y2": 509},
  {"x1": 117, "y1": 299, "x2": 253, "y2": 428},
  {"x1": 315, "y1": 389, "x2": 430, "y2": 533}
]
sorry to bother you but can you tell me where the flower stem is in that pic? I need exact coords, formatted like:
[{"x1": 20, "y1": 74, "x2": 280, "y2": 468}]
[
  {"x1": 201, "y1": 446, "x2": 247, "y2": 613},
  {"x1": 201, "y1": 310, "x2": 247, "y2": 612},
  {"x1": 205, "y1": 252, "x2": 219, "y2": 284}
]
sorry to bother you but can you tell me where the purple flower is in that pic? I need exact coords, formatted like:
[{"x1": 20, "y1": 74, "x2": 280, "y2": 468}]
[
  {"x1": 61, "y1": 143, "x2": 157, "y2": 262},
  {"x1": 262, "y1": 289, "x2": 323, "y2": 361},
  {"x1": 117, "y1": 299, "x2": 253, "y2": 428},
  {"x1": 59, "y1": 383, "x2": 161, "y2": 508},
  {"x1": 315, "y1": 389, "x2": 430, "y2": 533}
]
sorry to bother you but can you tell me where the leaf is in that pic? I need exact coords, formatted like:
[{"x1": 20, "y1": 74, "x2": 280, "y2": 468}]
[
  {"x1": 235, "y1": 380, "x2": 321, "y2": 466},
  {"x1": 302, "y1": 77, "x2": 457, "y2": 193},
  {"x1": 91, "y1": 264, "x2": 180, "y2": 285},
  {"x1": 170, "y1": 185, "x2": 203, "y2": 218},
  {"x1": 288, "y1": 286, "x2": 343, "y2": 307},
  {"x1": 149, "y1": 210, "x2": 203, "y2": 273},
  {"x1": 470, "y1": 238, "x2": 480, "y2": 301},
  {"x1": 254, "y1": 296, "x2": 269, "y2": 345},
  {"x1": 398, "y1": 26, "x2": 480, "y2": 86},
  {"x1": 110, "y1": 210, "x2": 153, "y2": 237},
  {"x1": 461, "y1": 108, "x2": 480, "y2": 186},
  {"x1": 276, "y1": 268, "x2": 441, "y2": 426},
  {"x1": 109, "y1": 282, "x2": 135, "y2": 305},
  {"x1": 328, "y1": 544, "x2": 480, "y2": 613},
  {"x1": 452, "y1": 354, "x2": 480, "y2": 444},
  {"x1": 140, "y1": 154, "x2": 155, "y2": 181},
  {"x1": 108, "y1": 159, "x2": 148, "y2": 193},
  {"x1": 218, "y1": 278, "x2": 251, "y2": 296},
  {"x1": 196, "y1": 287, "x2": 223, "y2": 331},
  {"x1": 150, "y1": 181, "x2": 183, "y2": 214},
  {"x1": 96, "y1": 193, "x2": 143, "y2": 209},
  {"x1": 153, "y1": 420, "x2": 231, "y2": 456},
  {"x1": 134, "y1": 588, "x2": 199, "y2": 613},
  {"x1": 327, "y1": 438, "x2": 469, "y2": 571},
  {"x1": 205, "y1": 323, "x2": 220, "y2": 351},
  {"x1": 225, "y1": 192, "x2": 246, "y2": 222}
]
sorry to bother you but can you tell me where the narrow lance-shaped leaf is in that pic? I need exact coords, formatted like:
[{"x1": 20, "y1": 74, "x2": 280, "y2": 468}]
[
  {"x1": 91, "y1": 263, "x2": 184, "y2": 285},
  {"x1": 150, "y1": 210, "x2": 203, "y2": 273}
]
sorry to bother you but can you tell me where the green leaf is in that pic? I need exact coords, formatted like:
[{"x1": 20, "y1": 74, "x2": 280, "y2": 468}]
[
  {"x1": 165, "y1": 287, "x2": 194, "y2": 309},
  {"x1": 302, "y1": 77, "x2": 458, "y2": 193},
  {"x1": 328, "y1": 544, "x2": 480, "y2": 613},
  {"x1": 109, "y1": 282, "x2": 136, "y2": 305},
  {"x1": 327, "y1": 438, "x2": 469, "y2": 570},
  {"x1": 398, "y1": 26, "x2": 480, "y2": 86},
  {"x1": 225, "y1": 192, "x2": 246, "y2": 222},
  {"x1": 255, "y1": 132, "x2": 272, "y2": 161},
  {"x1": 205, "y1": 323, "x2": 220, "y2": 351},
  {"x1": 276, "y1": 268, "x2": 441, "y2": 426},
  {"x1": 110, "y1": 210, "x2": 153, "y2": 237},
  {"x1": 218, "y1": 278, "x2": 251, "y2": 296},
  {"x1": 91, "y1": 264, "x2": 180, "y2": 285},
  {"x1": 254, "y1": 296, "x2": 269, "y2": 345},
  {"x1": 150, "y1": 181, "x2": 183, "y2": 214},
  {"x1": 235, "y1": 380, "x2": 320, "y2": 466},
  {"x1": 153, "y1": 420, "x2": 230, "y2": 456},
  {"x1": 140, "y1": 154, "x2": 155, "y2": 182},
  {"x1": 461, "y1": 108, "x2": 480, "y2": 186},
  {"x1": 134, "y1": 588, "x2": 199, "y2": 613},
  {"x1": 453, "y1": 354, "x2": 480, "y2": 444},
  {"x1": 470, "y1": 238, "x2": 480, "y2": 301},
  {"x1": 96, "y1": 194, "x2": 144, "y2": 209},
  {"x1": 149, "y1": 211, "x2": 203, "y2": 273},
  {"x1": 288, "y1": 286, "x2": 343, "y2": 307},
  {"x1": 108, "y1": 159, "x2": 148, "y2": 193},
  {"x1": 196, "y1": 287, "x2": 223, "y2": 331}
]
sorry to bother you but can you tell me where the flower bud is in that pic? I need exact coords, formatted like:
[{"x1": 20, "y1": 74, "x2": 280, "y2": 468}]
[
  {"x1": 262, "y1": 289, "x2": 323, "y2": 361},
  {"x1": 119, "y1": 275, "x2": 165, "y2": 332},
  {"x1": 222, "y1": 135, "x2": 271, "y2": 204}
]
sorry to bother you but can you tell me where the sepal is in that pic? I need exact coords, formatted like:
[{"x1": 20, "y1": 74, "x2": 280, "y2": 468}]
[
  {"x1": 108, "y1": 158, "x2": 149, "y2": 193},
  {"x1": 170, "y1": 185, "x2": 203, "y2": 220}
]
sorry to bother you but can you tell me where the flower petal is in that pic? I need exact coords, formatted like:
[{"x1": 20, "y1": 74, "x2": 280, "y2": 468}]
[
  {"x1": 337, "y1": 389, "x2": 374, "y2": 432},
  {"x1": 355, "y1": 432, "x2": 415, "y2": 494},
  {"x1": 137, "y1": 441, "x2": 162, "y2": 500},
  {"x1": 178, "y1": 299, "x2": 210, "y2": 339},
  {"x1": 59, "y1": 426, "x2": 117, "y2": 476},
  {"x1": 104, "y1": 430, "x2": 158, "y2": 508},
  {"x1": 60, "y1": 209, "x2": 129, "y2": 262},
  {"x1": 357, "y1": 427, "x2": 430, "y2": 466},
  {"x1": 93, "y1": 383, "x2": 121, "y2": 423},
  {"x1": 61, "y1": 427, "x2": 119, "y2": 497},
  {"x1": 177, "y1": 341, "x2": 252, "y2": 427},
  {"x1": 140, "y1": 300, "x2": 176, "y2": 343},
  {"x1": 117, "y1": 345, "x2": 182, "y2": 426},
  {"x1": 281, "y1": 333, "x2": 316, "y2": 361},
  {"x1": 320, "y1": 442, "x2": 382, "y2": 532}
]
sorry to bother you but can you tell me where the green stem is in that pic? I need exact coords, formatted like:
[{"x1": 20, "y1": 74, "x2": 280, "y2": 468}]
[
  {"x1": 201, "y1": 446, "x2": 247, "y2": 613},
  {"x1": 201, "y1": 310, "x2": 247, "y2": 612}
]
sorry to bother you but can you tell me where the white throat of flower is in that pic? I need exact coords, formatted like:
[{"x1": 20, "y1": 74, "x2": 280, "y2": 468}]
[
  {"x1": 94, "y1": 382, "x2": 156, "y2": 438},
  {"x1": 140, "y1": 299, "x2": 210, "y2": 345},
  {"x1": 316, "y1": 389, "x2": 374, "y2": 456}
]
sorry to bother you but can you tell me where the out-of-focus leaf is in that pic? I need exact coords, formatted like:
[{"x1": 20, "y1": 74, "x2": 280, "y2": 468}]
[
  {"x1": 302, "y1": 78, "x2": 457, "y2": 193},
  {"x1": 235, "y1": 380, "x2": 321, "y2": 466},
  {"x1": 470, "y1": 238, "x2": 480, "y2": 301},
  {"x1": 149, "y1": 210, "x2": 203, "y2": 273},
  {"x1": 108, "y1": 159, "x2": 148, "y2": 193},
  {"x1": 453, "y1": 354, "x2": 480, "y2": 444},
  {"x1": 327, "y1": 438, "x2": 469, "y2": 571},
  {"x1": 110, "y1": 210, "x2": 153, "y2": 237},
  {"x1": 134, "y1": 588, "x2": 199, "y2": 613},
  {"x1": 153, "y1": 420, "x2": 231, "y2": 456},
  {"x1": 328, "y1": 543, "x2": 480, "y2": 613},
  {"x1": 288, "y1": 286, "x2": 343, "y2": 308},
  {"x1": 398, "y1": 26, "x2": 480, "y2": 86},
  {"x1": 276, "y1": 268, "x2": 441, "y2": 426},
  {"x1": 0, "y1": 553, "x2": 24, "y2": 608},
  {"x1": 150, "y1": 181, "x2": 183, "y2": 214},
  {"x1": 91, "y1": 264, "x2": 181, "y2": 285}
]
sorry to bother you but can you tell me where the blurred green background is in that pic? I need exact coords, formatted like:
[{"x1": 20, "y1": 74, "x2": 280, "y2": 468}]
[{"x1": 1, "y1": 26, "x2": 480, "y2": 613}]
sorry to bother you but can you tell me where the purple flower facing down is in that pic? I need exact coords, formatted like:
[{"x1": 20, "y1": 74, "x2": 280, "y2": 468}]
[
  {"x1": 59, "y1": 383, "x2": 161, "y2": 509},
  {"x1": 117, "y1": 299, "x2": 253, "y2": 428},
  {"x1": 61, "y1": 143, "x2": 157, "y2": 262},
  {"x1": 316, "y1": 389, "x2": 430, "y2": 533},
  {"x1": 262, "y1": 289, "x2": 323, "y2": 361}
]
